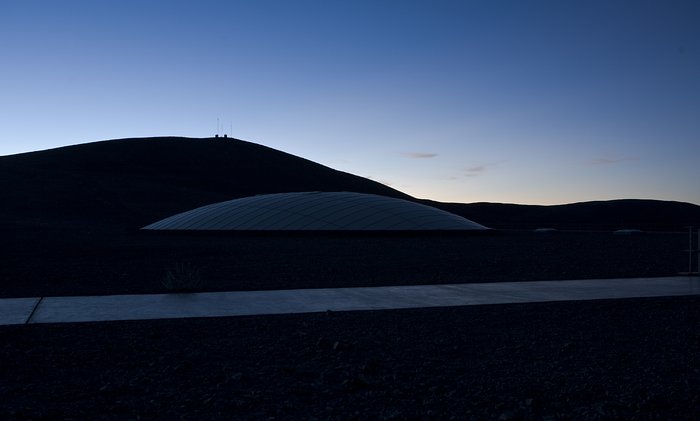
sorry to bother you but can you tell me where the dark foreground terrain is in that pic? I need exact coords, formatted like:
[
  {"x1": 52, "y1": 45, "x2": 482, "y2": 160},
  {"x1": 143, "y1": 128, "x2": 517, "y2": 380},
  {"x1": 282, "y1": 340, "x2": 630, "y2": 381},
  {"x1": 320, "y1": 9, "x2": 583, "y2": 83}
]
[
  {"x1": 0, "y1": 229, "x2": 691, "y2": 298},
  {"x1": 2, "y1": 230, "x2": 699, "y2": 419},
  {"x1": 2, "y1": 296, "x2": 699, "y2": 419}
]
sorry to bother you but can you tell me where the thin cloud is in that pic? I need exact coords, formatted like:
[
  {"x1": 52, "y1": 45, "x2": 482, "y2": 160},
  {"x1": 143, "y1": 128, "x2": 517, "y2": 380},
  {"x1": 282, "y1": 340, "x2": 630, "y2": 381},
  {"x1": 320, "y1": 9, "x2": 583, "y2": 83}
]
[
  {"x1": 587, "y1": 157, "x2": 639, "y2": 166},
  {"x1": 460, "y1": 161, "x2": 504, "y2": 178},
  {"x1": 462, "y1": 164, "x2": 488, "y2": 177},
  {"x1": 402, "y1": 152, "x2": 438, "y2": 159},
  {"x1": 465, "y1": 165, "x2": 486, "y2": 173}
]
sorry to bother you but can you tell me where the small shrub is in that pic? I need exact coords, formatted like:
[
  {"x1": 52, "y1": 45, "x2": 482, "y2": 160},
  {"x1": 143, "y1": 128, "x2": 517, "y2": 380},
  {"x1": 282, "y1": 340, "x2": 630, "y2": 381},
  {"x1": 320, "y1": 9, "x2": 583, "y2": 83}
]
[{"x1": 162, "y1": 262, "x2": 203, "y2": 292}]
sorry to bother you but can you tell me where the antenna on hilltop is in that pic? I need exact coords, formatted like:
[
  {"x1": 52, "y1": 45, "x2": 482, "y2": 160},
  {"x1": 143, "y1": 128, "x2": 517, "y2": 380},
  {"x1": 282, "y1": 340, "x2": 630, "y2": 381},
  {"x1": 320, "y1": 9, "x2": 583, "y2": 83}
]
[{"x1": 213, "y1": 116, "x2": 233, "y2": 139}]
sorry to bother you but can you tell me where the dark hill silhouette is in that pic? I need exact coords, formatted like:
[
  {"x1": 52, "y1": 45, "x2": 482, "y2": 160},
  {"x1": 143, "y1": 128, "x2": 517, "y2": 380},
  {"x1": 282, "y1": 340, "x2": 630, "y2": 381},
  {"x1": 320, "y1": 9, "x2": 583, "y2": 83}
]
[
  {"x1": 2, "y1": 136, "x2": 699, "y2": 231},
  {"x1": 0, "y1": 137, "x2": 410, "y2": 230},
  {"x1": 430, "y1": 199, "x2": 700, "y2": 231},
  {"x1": 426, "y1": 199, "x2": 700, "y2": 231}
]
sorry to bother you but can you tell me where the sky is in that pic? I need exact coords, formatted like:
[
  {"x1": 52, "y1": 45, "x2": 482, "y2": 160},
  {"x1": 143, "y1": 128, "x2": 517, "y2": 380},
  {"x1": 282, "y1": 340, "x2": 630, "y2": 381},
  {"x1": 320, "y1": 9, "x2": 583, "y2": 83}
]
[{"x1": 1, "y1": 0, "x2": 699, "y2": 205}]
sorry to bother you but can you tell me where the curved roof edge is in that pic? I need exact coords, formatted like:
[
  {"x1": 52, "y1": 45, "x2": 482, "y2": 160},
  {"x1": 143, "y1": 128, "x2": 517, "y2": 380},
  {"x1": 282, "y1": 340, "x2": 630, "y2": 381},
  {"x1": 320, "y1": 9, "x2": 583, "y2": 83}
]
[{"x1": 143, "y1": 192, "x2": 489, "y2": 232}]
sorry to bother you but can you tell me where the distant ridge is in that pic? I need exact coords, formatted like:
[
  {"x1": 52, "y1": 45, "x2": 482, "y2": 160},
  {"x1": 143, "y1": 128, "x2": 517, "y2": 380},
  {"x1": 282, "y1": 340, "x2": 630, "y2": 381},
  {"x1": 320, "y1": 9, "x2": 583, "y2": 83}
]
[
  {"x1": 2, "y1": 136, "x2": 699, "y2": 232},
  {"x1": 428, "y1": 199, "x2": 700, "y2": 231}
]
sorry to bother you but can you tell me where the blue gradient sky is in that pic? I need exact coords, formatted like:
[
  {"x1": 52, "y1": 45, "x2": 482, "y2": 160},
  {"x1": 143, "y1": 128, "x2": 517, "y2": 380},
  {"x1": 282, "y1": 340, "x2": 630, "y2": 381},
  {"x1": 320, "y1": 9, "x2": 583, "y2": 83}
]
[{"x1": 2, "y1": 0, "x2": 699, "y2": 205}]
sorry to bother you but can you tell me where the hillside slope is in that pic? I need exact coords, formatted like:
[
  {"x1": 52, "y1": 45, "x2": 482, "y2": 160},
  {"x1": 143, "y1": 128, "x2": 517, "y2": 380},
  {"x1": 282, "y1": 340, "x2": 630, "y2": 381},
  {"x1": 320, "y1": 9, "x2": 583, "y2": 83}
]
[{"x1": 0, "y1": 137, "x2": 410, "y2": 230}]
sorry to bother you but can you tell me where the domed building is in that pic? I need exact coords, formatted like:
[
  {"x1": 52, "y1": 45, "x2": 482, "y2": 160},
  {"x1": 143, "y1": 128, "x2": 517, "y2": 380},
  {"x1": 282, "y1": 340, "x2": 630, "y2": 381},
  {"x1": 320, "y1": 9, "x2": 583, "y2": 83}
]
[{"x1": 142, "y1": 191, "x2": 488, "y2": 231}]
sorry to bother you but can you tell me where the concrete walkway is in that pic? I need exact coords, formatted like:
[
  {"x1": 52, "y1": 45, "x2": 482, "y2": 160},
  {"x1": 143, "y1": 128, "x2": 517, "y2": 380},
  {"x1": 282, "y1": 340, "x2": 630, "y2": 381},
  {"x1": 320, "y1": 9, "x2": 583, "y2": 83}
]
[{"x1": 1, "y1": 276, "x2": 699, "y2": 326}]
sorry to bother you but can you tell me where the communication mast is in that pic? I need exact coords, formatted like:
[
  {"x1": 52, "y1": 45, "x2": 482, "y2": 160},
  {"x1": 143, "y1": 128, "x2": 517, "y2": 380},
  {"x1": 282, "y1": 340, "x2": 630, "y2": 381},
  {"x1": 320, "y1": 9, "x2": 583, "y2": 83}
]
[{"x1": 213, "y1": 117, "x2": 233, "y2": 139}]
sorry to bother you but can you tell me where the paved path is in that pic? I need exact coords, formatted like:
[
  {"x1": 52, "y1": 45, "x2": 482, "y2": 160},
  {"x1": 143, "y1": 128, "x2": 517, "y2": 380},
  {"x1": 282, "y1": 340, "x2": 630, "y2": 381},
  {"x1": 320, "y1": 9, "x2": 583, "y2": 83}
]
[{"x1": 1, "y1": 276, "x2": 699, "y2": 326}]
